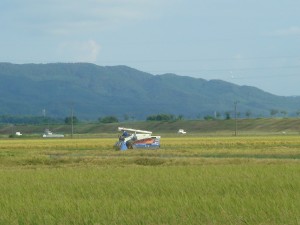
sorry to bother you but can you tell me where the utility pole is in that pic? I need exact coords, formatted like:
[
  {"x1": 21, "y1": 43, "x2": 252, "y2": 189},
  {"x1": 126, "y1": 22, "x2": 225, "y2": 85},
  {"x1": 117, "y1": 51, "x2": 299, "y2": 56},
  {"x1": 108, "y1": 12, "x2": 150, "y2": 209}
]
[
  {"x1": 234, "y1": 101, "x2": 238, "y2": 136},
  {"x1": 71, "y1": 106, "x2": 74, "y2": 138},
  {"x1": 42, "y1": 108, "x2": 48, "y2": 128}
]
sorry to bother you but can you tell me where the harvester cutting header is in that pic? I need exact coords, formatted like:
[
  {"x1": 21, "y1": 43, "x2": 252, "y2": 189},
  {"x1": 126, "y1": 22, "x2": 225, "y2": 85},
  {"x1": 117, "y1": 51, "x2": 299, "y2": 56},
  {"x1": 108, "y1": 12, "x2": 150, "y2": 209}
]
[{"x1": 114, "y1": 127, "x2": 161, "y2": 150}]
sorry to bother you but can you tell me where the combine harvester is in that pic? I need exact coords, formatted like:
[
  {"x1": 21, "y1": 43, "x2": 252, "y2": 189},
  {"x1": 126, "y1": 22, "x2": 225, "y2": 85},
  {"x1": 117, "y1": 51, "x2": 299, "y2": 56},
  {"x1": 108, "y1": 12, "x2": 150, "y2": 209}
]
[{"x1": 115, "y1": 127, "x2": 161, "y2": 150}]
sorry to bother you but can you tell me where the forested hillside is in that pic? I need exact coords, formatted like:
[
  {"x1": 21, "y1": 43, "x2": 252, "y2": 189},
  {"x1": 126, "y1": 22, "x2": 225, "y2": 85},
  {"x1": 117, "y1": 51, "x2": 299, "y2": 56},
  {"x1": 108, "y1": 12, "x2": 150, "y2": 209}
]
[{"x1": 1, "y1": 62, "x2": 300, "y2": 120}]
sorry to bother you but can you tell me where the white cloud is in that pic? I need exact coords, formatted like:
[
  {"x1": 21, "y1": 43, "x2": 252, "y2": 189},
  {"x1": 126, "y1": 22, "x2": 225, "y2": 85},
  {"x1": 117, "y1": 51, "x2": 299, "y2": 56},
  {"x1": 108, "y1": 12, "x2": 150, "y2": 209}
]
[{"x1": 58, "y1": 40, "x2": 101, "y2": 62}]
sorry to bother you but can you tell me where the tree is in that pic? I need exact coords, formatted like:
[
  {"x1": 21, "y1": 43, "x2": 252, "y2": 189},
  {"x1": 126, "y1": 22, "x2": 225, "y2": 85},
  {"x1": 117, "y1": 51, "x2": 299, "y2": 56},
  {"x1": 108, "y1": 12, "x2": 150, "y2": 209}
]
[
  {"x1": 99, "y1": 116, "x2": 118, "y2": 123},
  {"x1": 270, "y1": 109, "x2": 279, "y2": 117},
  {"x1": 64, "y1": 116, "x2": 78, "y2": 125},
  {"x1": 146, "y1": 114, "x2": 176, "y2": 121},
  {"x1": 280, "y1": 110, "x2": 288, "y2": 117},
  {"x1": 245, "y1": 110, "x2": 252, "y2": 118},
  {"x1": 177, "y1": 114, "x2": 184, "y2": 120},
  {"x1": 215, "y1": 111, "x2": 221, "y2": 119},
  {"x1": 225, "y1": 112, "x2": 231, "y2": 120},
  {"x1": 204, "y1": 115, "x2": 214, "y2": 120}
]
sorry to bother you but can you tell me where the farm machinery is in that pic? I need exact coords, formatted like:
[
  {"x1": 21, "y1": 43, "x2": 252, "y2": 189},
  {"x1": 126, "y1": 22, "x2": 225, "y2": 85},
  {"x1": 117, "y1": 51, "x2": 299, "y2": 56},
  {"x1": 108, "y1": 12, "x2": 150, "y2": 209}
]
[{"x1": 114, "y1": 127, "x2": 161, "y2": 150}]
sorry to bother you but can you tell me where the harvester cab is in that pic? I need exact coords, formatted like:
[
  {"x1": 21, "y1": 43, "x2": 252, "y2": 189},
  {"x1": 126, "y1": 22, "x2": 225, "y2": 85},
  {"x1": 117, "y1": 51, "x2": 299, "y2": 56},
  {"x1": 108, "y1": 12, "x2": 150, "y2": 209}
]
[{"x1": 115, "y1": 127, "x2": 161, "y2": 150}]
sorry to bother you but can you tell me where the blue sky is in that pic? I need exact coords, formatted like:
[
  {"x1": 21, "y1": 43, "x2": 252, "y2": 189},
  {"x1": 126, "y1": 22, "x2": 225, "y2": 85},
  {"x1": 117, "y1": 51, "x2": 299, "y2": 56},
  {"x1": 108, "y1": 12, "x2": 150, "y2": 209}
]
[{"x1": 1, "y1": 0, "x2": 300, "y2": 96}]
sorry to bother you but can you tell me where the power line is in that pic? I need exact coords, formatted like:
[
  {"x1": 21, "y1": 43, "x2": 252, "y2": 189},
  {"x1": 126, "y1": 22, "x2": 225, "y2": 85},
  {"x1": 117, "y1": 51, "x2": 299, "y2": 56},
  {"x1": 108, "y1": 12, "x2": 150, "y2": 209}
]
[
  {"x1": 101, "y1": 55, "x2": 300, "y2": 63},
  {"x1": 146, "y1": 67, "x2": 300, "y2": 75}
]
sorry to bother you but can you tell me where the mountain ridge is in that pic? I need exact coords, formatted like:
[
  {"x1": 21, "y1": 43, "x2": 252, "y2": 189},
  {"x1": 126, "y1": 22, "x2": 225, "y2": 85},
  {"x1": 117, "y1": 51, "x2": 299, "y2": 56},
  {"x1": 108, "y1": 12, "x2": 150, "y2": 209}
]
[{"x1": 0, "y1": 62, "x2": 299, "y2": 120}]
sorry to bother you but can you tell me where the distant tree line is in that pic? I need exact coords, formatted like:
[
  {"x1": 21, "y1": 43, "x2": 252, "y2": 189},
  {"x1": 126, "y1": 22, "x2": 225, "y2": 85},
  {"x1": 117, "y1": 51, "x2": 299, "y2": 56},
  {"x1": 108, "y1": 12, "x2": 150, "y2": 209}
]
[
  {"x1": 64, "y1": 116, "x2": 79, "y2": 125},
  {"x1": 98, "y1": 116, "x2": 119, "y2": 123},
  {"x1": 146, "y1": 114, "x2": 184, "y2": 121},
  {"x1": 202, "y1": 109, "x2": 293, "y2": 120},
  {"x1": 2, "y1": 108, "x2": 300, "y2": 125},
  {"x1": 0, "y1": 115, "x2": 63, "y2": 125}
]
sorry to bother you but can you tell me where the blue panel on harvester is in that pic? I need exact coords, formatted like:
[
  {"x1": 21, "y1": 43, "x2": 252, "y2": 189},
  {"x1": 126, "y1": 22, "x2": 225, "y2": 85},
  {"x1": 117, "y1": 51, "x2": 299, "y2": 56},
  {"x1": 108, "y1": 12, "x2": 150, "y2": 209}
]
[{"x1": 120, "y1": 141, "x2": 128, "y2": 150}]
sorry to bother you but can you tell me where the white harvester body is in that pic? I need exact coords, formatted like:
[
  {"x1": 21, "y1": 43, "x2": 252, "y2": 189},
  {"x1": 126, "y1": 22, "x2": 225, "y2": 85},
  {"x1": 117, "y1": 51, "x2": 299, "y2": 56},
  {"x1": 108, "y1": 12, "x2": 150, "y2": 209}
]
[{"x1": 115, "y1": 127, "x2": 160, "y2": 150}]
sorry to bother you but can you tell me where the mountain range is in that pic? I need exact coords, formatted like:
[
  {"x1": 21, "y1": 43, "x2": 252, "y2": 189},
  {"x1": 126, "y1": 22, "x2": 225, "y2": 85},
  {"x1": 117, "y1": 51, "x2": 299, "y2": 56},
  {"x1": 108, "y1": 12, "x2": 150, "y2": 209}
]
[{"x1": 0, "y1": 62, "x2": 299, "y2": 120}]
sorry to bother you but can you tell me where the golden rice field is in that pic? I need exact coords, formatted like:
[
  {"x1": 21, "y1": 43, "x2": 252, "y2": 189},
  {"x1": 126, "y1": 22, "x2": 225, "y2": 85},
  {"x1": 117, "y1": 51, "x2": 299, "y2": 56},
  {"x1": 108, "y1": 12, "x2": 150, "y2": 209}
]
[{"x1": 0, "y1": 136, "x2": 299, "y2": 224}]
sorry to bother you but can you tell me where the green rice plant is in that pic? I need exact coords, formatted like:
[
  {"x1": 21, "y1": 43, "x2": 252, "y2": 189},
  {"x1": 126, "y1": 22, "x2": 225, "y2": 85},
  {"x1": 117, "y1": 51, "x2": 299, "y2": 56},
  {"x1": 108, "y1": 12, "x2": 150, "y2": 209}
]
[
  {"x1": 0, "y1": 165, "x2": 299, "y2": 224},
  {"x1": 0, "y1": 136, "x2": 299, "y2": 224}
]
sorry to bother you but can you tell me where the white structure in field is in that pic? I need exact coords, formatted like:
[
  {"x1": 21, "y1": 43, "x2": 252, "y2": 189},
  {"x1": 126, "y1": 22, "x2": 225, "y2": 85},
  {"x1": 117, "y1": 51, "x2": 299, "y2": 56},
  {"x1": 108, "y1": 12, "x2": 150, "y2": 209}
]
[
  {"x1": 178, "y1": 129, "x2": 187, "y2": 134},
  {"x1": 43, "y1": 129, "x2": 64, "y2": 138}
]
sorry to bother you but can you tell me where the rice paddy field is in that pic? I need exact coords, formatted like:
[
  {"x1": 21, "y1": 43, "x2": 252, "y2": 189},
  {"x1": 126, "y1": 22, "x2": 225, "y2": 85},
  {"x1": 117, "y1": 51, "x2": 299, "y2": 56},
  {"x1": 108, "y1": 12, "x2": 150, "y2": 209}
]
[{"x1": 0, "y1": 135, "x2": 299, "y2": 225}]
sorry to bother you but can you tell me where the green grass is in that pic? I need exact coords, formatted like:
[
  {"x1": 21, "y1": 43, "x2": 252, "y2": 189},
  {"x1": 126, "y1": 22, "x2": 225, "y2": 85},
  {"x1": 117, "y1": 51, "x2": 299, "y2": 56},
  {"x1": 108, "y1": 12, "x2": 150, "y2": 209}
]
[
  {"x1": 2, "y1": 118, "x2": 300, "y2": 137},
  {"x1": 0, "y1": 136, "x2": 299, "y2": 224}
]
